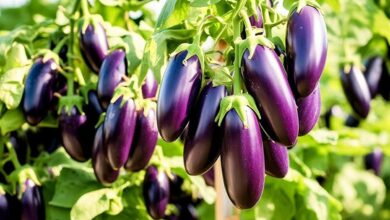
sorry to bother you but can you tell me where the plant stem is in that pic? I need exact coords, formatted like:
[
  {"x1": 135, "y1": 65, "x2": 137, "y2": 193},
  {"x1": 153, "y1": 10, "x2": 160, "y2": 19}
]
[
  {"x1": 52, "y1": 36, "x2": 69, "y2": 54},
  {"x1": 5, "y1": 142, "x2": 21, "y2": 170},
  {"x1": 233, "y1": 17, "x2": 243, "y2": 95},
  {"x1": 81, "y1": 0, "x2": 90, "y2": 17}
]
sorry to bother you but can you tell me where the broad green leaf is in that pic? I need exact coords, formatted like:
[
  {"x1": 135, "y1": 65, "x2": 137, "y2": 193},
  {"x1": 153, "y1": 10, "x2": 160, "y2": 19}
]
[
  {"x1": 123, "y1": 33, "x2": 146, "y2": 74},
  {"x1": 0, "y1": 108, "x2": 25, "y2": 135},
  {"x1": 3, "y1": 43, "x2": 29, "y2": 71},
  {"x1": 0, "y1": 65, "x2": 30, "y2": 109},
  {"x1": 70, "y1": 188, "x2": 121, "y2": 220},
  {"x1": 156, "y1": 0, "x2": 190, "y2": 29}
]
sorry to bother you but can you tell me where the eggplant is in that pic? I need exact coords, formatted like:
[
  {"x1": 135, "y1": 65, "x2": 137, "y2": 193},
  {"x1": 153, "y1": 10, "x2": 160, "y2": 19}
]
[
  {"x1": 125, "y1": 107, "x2": 158, "y2": 172},
  {"x1": 340, "y1": 65, "x2": 371, "y2": 118},
  {"x1": 344, "y1": 114, "x2": 360, "y2": 127},
  {"x1": 104, "y1": 96, "x2": 137, "y2": 170},
  {"x1": 92, "y1": 125, "x2": 119, "y2": 184},
  {"x1": 157, "y1": 51, "x2": 202, "y2": 142},
  {"x1": 221, "y1": 107, "x2": 265, "y2": 209},
  {"x1": 79, "y1": 23, "x2": 109, "y2": 73},
  {"x1": 379, "y1": 63, "x2": 390, "y2": 101},
  {"x1": 184, "y1": 84, "x2": 226, "y2": 175},
  {"x1": 297, "y1": 85, "x2": 321, "y2": 136},
  {"x1": 241, "y1": 7, "x2": 263, "y2": 39},
  {"x1": 97, "y1": 49, "x2": 127, "y2": 109},
  {"x1": 22, "y1": 58, "x2": 58, "y2": 125},
  {"x1": 286, "y1": 5, "x2": 327, "y2": 97},
  {"x1": 364, "y1": 148, "x2": 383, "y2": 176},
  {"x1": 172, "y1": 204, "x2": 199, "y2": 220},
  {"x1": 143, "y1": 166, "x2": 170, "y2": 219},
  {"x1": 21, "y1": 179, "x2": 45, "y2": 220},
  {"x1": 85, "y1": 90, "x2": 104, "y2": 126},
  {"x1": 142, "y1": 71, "x2": 158, "y2": 99},
  {"x1": 0, "y1": 193, "x2": 10, "y2": 220},
  {"x1": 59, "y1": 107, "x2": 93, "y2": 162},
  {"x1": 263, "y1": 136, "x2": 289, "y2": 178},
  {"x1": 202, "y1": 167, "x2": 215, "y2": 187},
  {"x1": 242, "y1": 45, "x2": 299, "y2": 146},
  {"x1": 364, "y1": 57, "x2": 384, "y2": 98}
]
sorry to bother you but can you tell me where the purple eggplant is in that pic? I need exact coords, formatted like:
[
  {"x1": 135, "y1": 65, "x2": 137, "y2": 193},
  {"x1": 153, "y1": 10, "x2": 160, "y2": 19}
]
[
  {"x1": 104, "y1": 96, "x2": 137, "y2": 170},
  {"x1": 142, "y1": 71, "x2": 158, "y2": 98},
  {"x1": 340, "y1": 65, "x2": 371, "y2": 118},
  {"x1": 184, "y1": 84, "x2": 226, "y2": 175},
  {"x1": 125, "y1": 107, "x2": 158, "y2": 172},
  {"x1": 202, "y1": 167, "x2": 215, "y2": 187},
  {"x1": 297, "y1": 85, "x2": 321, "y2": 136},
  {"x1": 21, "y1": 179, "x2": 44, "y2": 220},
  {"x1": 364, "y1": 148, "x2": 383, "y2": 176},
  {"x1": 85, "y1": 90, "x2": 104, "y2": 125},
  {"x1": 143, "y1": 166, "x2": 170, "y2": 219},
  {"x1": 263, "y1": 136, "x2": 289, "y2": 178},
  {"x1": 221, "y1": 107, "x2": 265, "y2": 209},
  {"x1": 364, "y1": 57, "x2": 384, "y2": 98},
  {"x1": 22, "y1": 58, "x2": 58, "y2": 125},
  {"x1": 157, "y1": 51, "x2": 202, "y2": 142},
  {"x1": 286, "y1": 5, "x2": 327, "y2": 97},
  {"x1": 59, "y1": 107, "x2": 93, "y2": 162},
  {"x1": 0, "y1": 193, "x2": 11, "y2": 220},
  {"x1": 97, "y1": 49, "x2": 127, "y2": 109},
  {"x1": 379, "y1": 64, "x2": 390, "y2": 101},
  {"x1": 242, "y1": 45, "x2": 299, "y2": 146},
  {"x1": 79, "y1": 23, "x2": 109, "y2": 73},
  {"x1": 241, "y1": 7, "x2": 263, "y2": 39},
  {"x1": 92, "y1": 125, "x2": 119, "y2": 184}
]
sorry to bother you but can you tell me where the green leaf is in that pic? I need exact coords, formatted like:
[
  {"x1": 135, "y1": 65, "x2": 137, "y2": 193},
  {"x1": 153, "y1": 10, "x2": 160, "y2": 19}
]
[
  {"x1": 123, "y1": 33, "x2": 146, "y2": 74},
  {"x1": 70, "y1": 188, "x2": 122, "y2": 220},
  {"x1": 0, "y1": 108, "x2": 25, "y2": 135},
  {"x1": 3, "y1": 43, "x2": 29, "y2": 71},
  {"x1": 156, "y1": 0, "x2": 190, "y2": 29},
  {"x1": 190, "y1": 0, "x2": 221, "y2": 7},
  {"x1": 49, "y1": 167, "x2": 101, "y2": 208},
  {"x1": 0, "y1": 65, "x2": 30, "y2": 109}
]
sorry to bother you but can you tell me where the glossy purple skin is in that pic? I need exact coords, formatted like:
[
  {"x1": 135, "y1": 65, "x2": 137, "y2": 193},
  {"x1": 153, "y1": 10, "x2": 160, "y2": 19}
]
[
  {"x1": 221, "y1": 107, "x2": 265, "y2": 209},
  {"x1": 184, "y1": 84, "x2": 226, "y2": 175},
  {"x1": 263, "y1": 137, "x2": 289, "y2": 178},
  {"x1": 143, "y1": 166, "x2": 170, "y2": 219},
  {"x1": 21, "y1": 180, "x2": 45, "y2": 220},
  {"x1": 125, "y1": 108, "x2": 158, "y2": 172},
  {"x1": 202, "y1": 167, "x2": 215, "y2": 187},
  {"x1": 364, "y1": 148, "x2": 383, "y2": 176},
  {"x1": 242, "y1": 45, "x2": 299, "y2": 146},
  {"x1": 157, "y1": 51, "x2": 202, "y2": 142},
  {"x1": 92, "y1": 125, "x2": 120, "y2": 184},
  {"x1": 59, "y1": 107, "x2": 92, "y2": 162},
  {"x1": 297, "y1": 85, "x2": 321, "y2": 136},
  {"x1": 0, "y1": 193, "x2": 10, "y2": 220},
  {"x1": 85, "y1": 90, "x2": 104, "y2": 125},
  {"x1": 104, "y1": 97, "x2": 137, "y2": 170},
  {"x1": 340, "y1": 66, "x2": 371, "y2": 119},
  {"x1": 23, "y1": 58, "x2": 58, "y2": 125},
  {"x1": 364, "y1": 57, "x2": 383, "y2": 98},
  {"x1": 286, "y1": 6, "x2": 327, "y2": 97},
  {"x1": 97, "y1": 49, "x2": 127, "y2": 109},
  {"x1": 142, "y1": 71, "x2": 158, "y2": 98},
  {"x1": 79, "y1": 23, "x2": 109, "y2": 73}
]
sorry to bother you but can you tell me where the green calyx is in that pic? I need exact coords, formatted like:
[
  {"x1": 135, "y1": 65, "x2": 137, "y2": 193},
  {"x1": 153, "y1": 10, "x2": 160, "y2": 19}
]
[
  {"x1": 7, "y1": 165, "x2": 40, "y2": 198},
  {"x1": 215, "y1": 93, "x2": 261, "y2": 127},
  {"x1": 58, "y1": 95, "x2": 84, "y2": 115},
  {"x1": 171, "y1": 43, "x2": 205, "y2": 73},
  {"x1": 235, "y1": 34, "x2": 274, "y2": 64},
  {"x1": 135, "y1": 99, "x2": 156, "y2": 117},
  {"x1": 79, "y1": 83, "x2": 97, "y2": 105},
  {"x1": 79, "y1": 14, "x2": 105, "y2": 35},
  {"x1": 35, "y1": 49, "x2": 60, "y2": 67},
  {"x1": 289, "y1": 0, "x2": 322, "y2": 16},
  {"x1": 207, "y1": 65, "x2": 233, "y2": 87}
]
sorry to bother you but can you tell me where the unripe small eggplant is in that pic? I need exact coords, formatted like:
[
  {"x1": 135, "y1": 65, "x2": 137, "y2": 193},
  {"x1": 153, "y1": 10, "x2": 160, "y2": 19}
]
[
  {"x1": 79, "y1": 23, "x2": 109, "y2": 73},
  {"x1": 364, "y1": 57, "x2": 384, "y2": 98},
  {"x1": 125, "y1": 107, "x2": 158, "y2": 172},
  {"x1": 23, "y1": 58, "x2": 58, "y2": 125},
  {"x1": 340, "y1": 65, "x2": 371, "y2": 118},
  {"x1": 297, "y1": 85, "x2": 321, "y2": 136},
  {"x1": 142, "y1": 71, "x2": 158, "y2": 99},
  {"x1": 104, "y1": 97, "x2": 137, "y2": 170},
  {"x1": 92, "y1": 125, "x2": 119, "y2": 184},
  {"x1": 143, "y1": 166, "x2": 170, "y2": 219},
  {"x1": 184, "y1": 84, "x2": 226, "y2": 175},
  {"x1": 286, "y1": 5, "x2": 327, "y2": 97},
  {"x1": 242, "y1": 45, "x2": 298, "y2": 146},
  {"x1": 221, "y1": 107, "x2": 265, "y2": 209},
  {"x1": 157, "y1": 51, "x2": 202, "y2": 142},
  {"x1": 263, "y1": 136, "x2": 289, "y2": 178},
  {"x1": 364, "y1": 148, "x2": 383, "y2": 176},
  {"x1": 59, "y1": 107, "x2": 92, "y2": 162},
  {"x1": 97, "y1": 49, "x2": 127, "y2": 109},
  {"x1": 21, "y1": 179, "x2": 45, "y2": 220}
]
